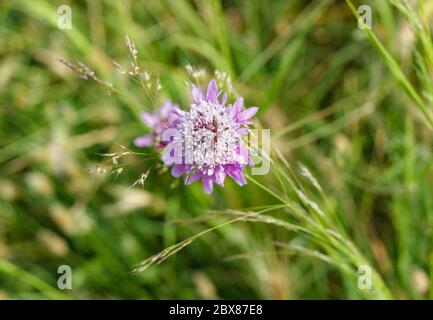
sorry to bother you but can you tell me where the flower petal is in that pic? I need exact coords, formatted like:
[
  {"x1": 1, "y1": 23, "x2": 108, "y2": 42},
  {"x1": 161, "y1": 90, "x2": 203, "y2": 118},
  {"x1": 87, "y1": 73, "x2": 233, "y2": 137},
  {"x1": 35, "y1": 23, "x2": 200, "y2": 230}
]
[
  {"x1": 140, "y1": 112, "x2": 158, "y2": 127},
  {"x1": 206, "y1": 79, "x2": 218, "y2": 103},
  {"x1": 192, "y1": 86, "x2": 204, "y2": 103},
  {"x1": 133, "y1": 134, "x2": 154, "y2": 147},
  {"x1": 171, "y1": 165, "x2": 184, "y2": 178},
  {"x1": 187, "y1": 171, "x2": 203, "y2": 185},
  {"x1": 227, "y1": 167, "x2": 247, "y2": 186},
  {"x1": 237, "y1": 127, "x2": 249, "y2": 135},
  {"x1": 227, "y1": 104, "x2": 236, "y2": 119},
  {"x1": 237, "y1": 107, "x2": 258, "y2": 122},
  {"x1": 233, "y1": 97, "x2": 244, "y2": 112},
  {"x1": 214, "y1": 167, "x2": 226, "y2": 186},
  {"x1": 160, "y1": 100, "x2": 176, "y2": 118},
  {"x1": 202, "y1": 175, "x2": 214, "y2": 194},
  {"x1": 221, "y1": 93, "x2": 227, "y2": 105}
]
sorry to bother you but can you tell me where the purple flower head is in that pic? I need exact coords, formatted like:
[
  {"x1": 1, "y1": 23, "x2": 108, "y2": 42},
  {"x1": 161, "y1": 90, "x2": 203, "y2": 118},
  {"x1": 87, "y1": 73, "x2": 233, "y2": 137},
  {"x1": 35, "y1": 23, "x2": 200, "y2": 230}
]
[
  {"x1": 134, "y1": 100, "x2": 181, "y2": 149},
  {"x1": 162, "y1": 79, "x2": 258, "y2": 194}
]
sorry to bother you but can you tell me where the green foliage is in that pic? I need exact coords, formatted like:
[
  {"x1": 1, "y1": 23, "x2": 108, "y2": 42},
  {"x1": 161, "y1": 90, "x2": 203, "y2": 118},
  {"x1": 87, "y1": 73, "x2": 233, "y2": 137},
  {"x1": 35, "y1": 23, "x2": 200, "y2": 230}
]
[{"x1": 1, "y1": 0, "x2": 433, "y2": 299}]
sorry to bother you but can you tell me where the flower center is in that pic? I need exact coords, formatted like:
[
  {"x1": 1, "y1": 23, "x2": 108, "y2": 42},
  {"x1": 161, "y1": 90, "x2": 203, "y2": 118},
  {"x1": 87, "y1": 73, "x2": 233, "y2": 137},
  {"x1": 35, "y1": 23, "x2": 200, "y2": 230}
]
[{"x1": 181, "y1": 101, "x2": 240, "y2": 171}]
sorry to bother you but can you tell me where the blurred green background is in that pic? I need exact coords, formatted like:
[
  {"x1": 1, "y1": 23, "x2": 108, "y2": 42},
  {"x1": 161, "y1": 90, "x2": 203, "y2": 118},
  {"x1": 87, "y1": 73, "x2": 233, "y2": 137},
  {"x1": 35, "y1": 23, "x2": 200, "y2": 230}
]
[{"x1": 1, "y1": 0, "x2": 433, "y2": 299}]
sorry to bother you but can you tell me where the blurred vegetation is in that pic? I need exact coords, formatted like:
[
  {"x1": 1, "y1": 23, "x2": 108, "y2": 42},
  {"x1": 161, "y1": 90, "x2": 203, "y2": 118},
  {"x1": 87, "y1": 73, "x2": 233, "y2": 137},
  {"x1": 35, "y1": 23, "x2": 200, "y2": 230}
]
[{"x1": 1, "y1": 0, "x2": 433, "y2": 299}]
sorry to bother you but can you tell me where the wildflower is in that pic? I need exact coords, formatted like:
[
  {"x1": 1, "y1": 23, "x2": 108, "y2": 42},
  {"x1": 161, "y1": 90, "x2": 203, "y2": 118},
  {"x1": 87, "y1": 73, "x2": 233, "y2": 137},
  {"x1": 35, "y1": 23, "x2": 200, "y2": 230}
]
[
  {"x1": 134, "y1": 100, "x2": 181, "y2": 149},
  {"x1": 162, "y1": 79, "x2": 258, "y2": 194}
]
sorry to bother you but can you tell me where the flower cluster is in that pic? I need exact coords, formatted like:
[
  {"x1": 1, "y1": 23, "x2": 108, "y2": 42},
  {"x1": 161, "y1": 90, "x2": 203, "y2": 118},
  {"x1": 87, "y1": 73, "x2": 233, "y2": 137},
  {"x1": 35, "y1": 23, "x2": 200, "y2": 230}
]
[
  {"x1": 134, "y1": 100, "x2": 180, "y2": 149},
  {"x1": 135, "y1": 80, "x2": 258, "y2": 194}
]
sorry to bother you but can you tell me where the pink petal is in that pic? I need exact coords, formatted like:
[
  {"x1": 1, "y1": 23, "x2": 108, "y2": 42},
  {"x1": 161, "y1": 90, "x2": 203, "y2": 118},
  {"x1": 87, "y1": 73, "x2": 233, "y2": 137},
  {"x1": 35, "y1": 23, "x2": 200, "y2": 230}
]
[
  {"x1": 202, "y1": 175, "x2": 214, "y2": 194},
  {"x1": 221, "y1": 93, "x2": 227, "y2": 105},
  {"x1": 237, "y1": 128, "x2": 249, "y2": 135},
  {"x1": 140, "y1": 112, "x2": 158, "y2": 127},
  {"x1": 133, "y1": 134, "x2": 154, "y2": 147},
  {"x1": 168, "y1": 112, "x2": 180, "y2": 126},
  {"x1": 228, "y1": 105, "x2": 236, "y2": 118},
  {"x1": 233, "y1": 97, "x2": 244, "y2": 111},
  {"x1": 227, "y1": 168, "x2": 247, "y2": 186},
  {"x1": 159, "y1": 101, "x2": 175, "y2": 118},
  {"x1": 171, "y1": 165, "x2": 185, "y2": 178},
  {"x1": 214, "y1": 168, "x2": 226, "y2": 186},
  {"x1": 206, "y1": 79, "x2": 218, "y2": 103},
  {"x1": 187, "y1": 171, "x2": 203, "y2": 185},
  {"x1": 239, "y1": 145, "x2": 250, "y2": 157},
  {"x1": 237, "y1": 107, "x2": 258, "y2": 122},
  {"x1": 192, "y1": 86, "x2": 204, "y2": 103}
]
